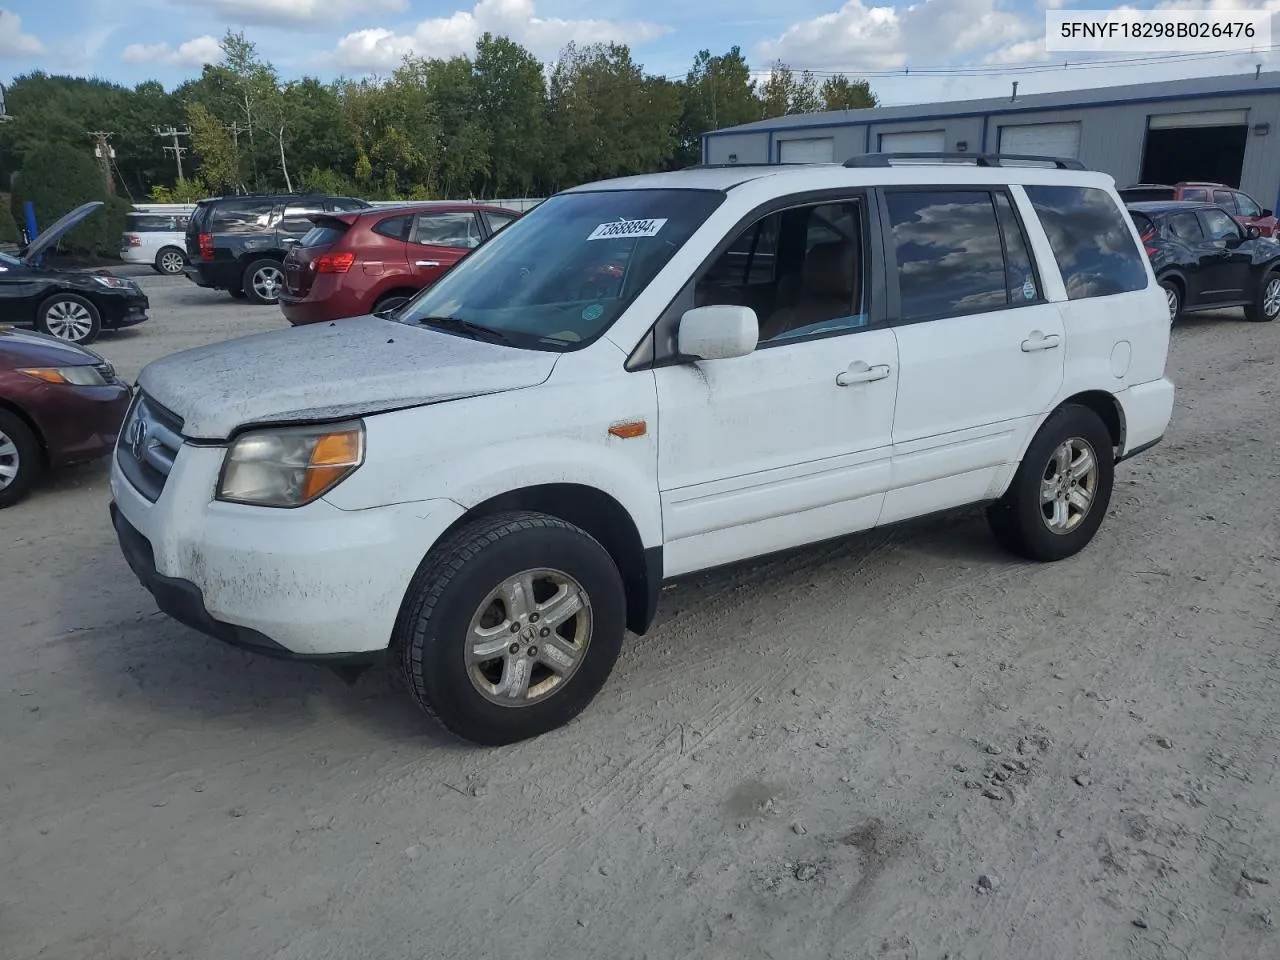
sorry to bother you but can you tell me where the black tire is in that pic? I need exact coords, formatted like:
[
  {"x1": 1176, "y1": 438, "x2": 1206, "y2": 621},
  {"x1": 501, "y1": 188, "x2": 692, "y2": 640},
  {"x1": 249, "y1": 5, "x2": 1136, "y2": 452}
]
[
  {"x1": 241, "y1": 259, "x2": 284, "y2": 305},
  {"x1": 986, "y1": 404, "x2": 1115, "y2": 563},
  {"x1": 395, "y1": 511, "x2": 626, "y2": 746},
  {"x1": 1244, "y1": 268, "x2": 1280, "y2": 322},
  {"x1": 36, "y1": 293, "x2": 101, "y2": 345},
  {"x1": 0, "y1": 409, "x2": 42, "y2": 509},
  {"x1": 1160, "y1": 277, "x2": 1181, "y2": 323},
  {"x1": 154, "y1": 246, "x2": 186, "y2": 276},
  {"x1": 229, "y1": 288, "x2": 248, "y2": 300},
  {"x1": 373, "y1": 293, "x2": 412, "y2": 315}
]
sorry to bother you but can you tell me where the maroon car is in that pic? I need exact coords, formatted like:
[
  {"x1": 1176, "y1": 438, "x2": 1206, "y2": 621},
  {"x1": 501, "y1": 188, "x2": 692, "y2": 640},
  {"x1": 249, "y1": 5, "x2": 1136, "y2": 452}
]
[{"x1": 0, "y1": 325, "x2": 131, "y2": 507}]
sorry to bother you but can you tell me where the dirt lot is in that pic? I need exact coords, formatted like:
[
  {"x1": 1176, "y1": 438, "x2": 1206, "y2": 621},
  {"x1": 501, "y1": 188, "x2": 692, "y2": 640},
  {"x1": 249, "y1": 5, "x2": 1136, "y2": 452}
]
[{"x1": 2, "y1": 271, "x2": 1278, "y2": 960}]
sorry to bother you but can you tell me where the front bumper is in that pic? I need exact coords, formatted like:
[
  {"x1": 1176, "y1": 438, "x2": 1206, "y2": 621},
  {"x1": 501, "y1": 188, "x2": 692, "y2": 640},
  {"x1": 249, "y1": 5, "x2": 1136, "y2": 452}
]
[
  {"x1": 109, "y1": 444, "x2": 466, "y2": 658},
  {"x1": 39, "y1": 382, "x2": 132, "y2": 468},
  {"x1": 99, "y1": 292, "x2": 150, "y2": 330}
]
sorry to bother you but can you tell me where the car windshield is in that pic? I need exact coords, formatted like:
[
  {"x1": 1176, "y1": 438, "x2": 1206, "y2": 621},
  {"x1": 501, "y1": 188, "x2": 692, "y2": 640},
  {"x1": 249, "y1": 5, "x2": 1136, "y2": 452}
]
[
  {"x1": 0, "y1": 250, "x2": 22, "y2": 267},
  {"x1": 395, "y1": 189, "x2": 724, "y2": 350}
]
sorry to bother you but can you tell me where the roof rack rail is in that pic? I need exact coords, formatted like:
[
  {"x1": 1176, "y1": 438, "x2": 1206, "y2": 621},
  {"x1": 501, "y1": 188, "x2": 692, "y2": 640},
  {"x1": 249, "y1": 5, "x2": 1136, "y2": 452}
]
[{"x1": 844, "y1": 151, "x2": 1087, "y2": 171}]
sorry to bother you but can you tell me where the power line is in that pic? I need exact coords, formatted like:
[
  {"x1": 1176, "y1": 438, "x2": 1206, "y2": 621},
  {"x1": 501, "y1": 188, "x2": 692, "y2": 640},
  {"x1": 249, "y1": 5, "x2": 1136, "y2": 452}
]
[
  {"x1": 155, "y1": 125, "x2": 191, "y2": 181},
  {"x1": 87, "y1": 131, "x2": 116, "y2": 196}
]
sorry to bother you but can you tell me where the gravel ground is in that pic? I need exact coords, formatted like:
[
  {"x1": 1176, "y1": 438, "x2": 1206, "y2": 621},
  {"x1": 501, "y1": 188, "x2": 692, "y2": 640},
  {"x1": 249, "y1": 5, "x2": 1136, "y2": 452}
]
[{"x1": 2, "y1": 271, "x2": 1278, "y2": 960}]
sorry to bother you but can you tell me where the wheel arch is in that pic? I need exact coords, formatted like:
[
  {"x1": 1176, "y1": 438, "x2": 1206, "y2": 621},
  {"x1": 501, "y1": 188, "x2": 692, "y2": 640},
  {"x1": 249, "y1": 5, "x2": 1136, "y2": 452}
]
[
  {"x1": 437, "y1": 482, "x2": 661, "y2": 636},
  {"x1": 0, "y1": 398, "x2": 48, "y2": 466},
  {"x1": 372, "y1": 286, "x2": 420, "y2": 310},
  {"x1": 1156, "y1": 269, "x2": 1186, "y2": 301},
  {"x1": 1054, "y1": 390, "x2": 1125, "y2": 457}
]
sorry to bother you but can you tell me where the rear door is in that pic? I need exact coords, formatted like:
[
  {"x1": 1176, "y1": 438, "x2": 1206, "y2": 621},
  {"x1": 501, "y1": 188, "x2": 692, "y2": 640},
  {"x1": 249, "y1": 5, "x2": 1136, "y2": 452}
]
[
  {"x1": 880, "y1": 186, "x2": 1065, "y2": 523},
  {"x1": 1163, "y1": 210, "x2": 1214, "y2": 302},
  {"x1": 1196, "y1": 206, "x2": 1252, "y2": 302},
  {"x1": 408, "y1": 211, "x2": 483, "y2": 285}
]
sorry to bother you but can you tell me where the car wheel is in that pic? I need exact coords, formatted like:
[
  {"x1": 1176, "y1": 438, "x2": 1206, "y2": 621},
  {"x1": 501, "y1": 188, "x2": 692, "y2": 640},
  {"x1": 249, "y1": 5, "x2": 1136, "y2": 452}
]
[
  {"x1": 242, "y1": 260, "x2": 285, "y2": 305},
  {"x1": 1160, "y1": 278, "x2": 1181, "y2": 323},
  {"x1": 986, "y1": 404, "x2": 1115, "y2": 563},
  {"x1": 1244, "y1": 270, "x2": 1280, "y2": 322},
  {"x1": 155, "y1": 247, "x2": 186, "y2": 276},
  {"x1": 0, "y1": 409, "x2": 41, "y2": 509},
  {"x1": 37, "y1": 294, "x2": 102, "y2": 345},
  {"x1": 373, "y1": 293, "x2": 411, "y2": 315},
  {"x1": 229, "y1": 288, "x2": 248, "y2": 300},
  {"x1": 395, "y1": 511, "x2": 626, "y2": 746}
]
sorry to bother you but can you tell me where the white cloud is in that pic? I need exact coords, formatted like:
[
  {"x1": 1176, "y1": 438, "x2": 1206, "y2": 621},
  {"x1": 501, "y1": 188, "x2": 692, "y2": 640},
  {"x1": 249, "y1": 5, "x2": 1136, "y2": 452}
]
[
  {"x1": 195, "y1": 0, "x2": 407, "y2": 27},
  {"x1": 0, "y1": 9, "x2": 45, "y2": 57},
  {"x1": 122, "y1": 35, "x2": 222, "y2": 67},
  {"x1": 330, "y1": 0, "x2": 670, "y2": 72}
]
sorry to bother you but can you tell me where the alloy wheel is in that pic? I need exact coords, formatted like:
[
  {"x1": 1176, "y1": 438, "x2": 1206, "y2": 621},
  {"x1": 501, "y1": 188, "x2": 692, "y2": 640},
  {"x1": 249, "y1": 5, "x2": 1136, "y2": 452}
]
[
  {"x1": 0, "y1": 428, "x2": 20, "y2": 491},
  {"x1": 44, "y1": 300, "x2": 95, "y2": 342},
  {"x1": 160, "y1": 250, "x2": 185, "y2": 274},
  {"x1": 252, "y1": 265, "x2": 284, "y2": 301},
  {"x1": 1039, "y1": 437, "x2": 1099, "y2": 535},
  {"x1": 1263, "y1": 278, "x2": 1280, "y2": 319},
  {"x1": 1165, "y1": 285, "x2": 1179, "y2": 321}
]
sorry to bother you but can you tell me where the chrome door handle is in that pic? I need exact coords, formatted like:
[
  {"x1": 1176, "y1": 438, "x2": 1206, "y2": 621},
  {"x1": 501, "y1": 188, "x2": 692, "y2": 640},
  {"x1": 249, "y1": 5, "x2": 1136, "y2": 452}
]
[
  {"x1": 836, "y1": 362, "x2": 891, "y2": 386},
  {"x1": 415, "y1": 260, "x2": 441, "y2": 267},
  {"x1": 1021, "y1": 333, "x2": 1061, "y2": 352}
]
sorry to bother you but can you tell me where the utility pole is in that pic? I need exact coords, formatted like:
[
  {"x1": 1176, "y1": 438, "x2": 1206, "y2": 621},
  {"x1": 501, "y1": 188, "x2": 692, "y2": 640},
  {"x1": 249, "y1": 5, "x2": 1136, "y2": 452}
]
[
  {"x1": 87, "y1": 131, "x2": 116, "y2": 195},
  {"x1": 155, "y1": 125, "x2": 191, "y2": 181}
]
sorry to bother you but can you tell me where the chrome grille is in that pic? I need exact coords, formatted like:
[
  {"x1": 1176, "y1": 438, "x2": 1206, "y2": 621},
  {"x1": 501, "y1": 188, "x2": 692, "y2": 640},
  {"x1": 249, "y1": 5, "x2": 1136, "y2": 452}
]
[{"x1": 115, "y1": 392, "x2": 185, "y2": 502}]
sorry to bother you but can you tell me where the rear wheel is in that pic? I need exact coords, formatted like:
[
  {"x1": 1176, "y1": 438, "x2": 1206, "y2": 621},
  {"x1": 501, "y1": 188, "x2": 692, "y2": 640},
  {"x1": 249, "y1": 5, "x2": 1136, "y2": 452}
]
[
  {"x1": 373, "y1": 292, "x2": 412, "y2": 315},
  {"x1": 37, "y1": 294, "x2": 101, "y2": 345},
  {"x1": 986, "y1": 404, "x2": 1114, "y2": 562},
  {"x1": 242, "y1": 260, "x2": 284, "y2": 305},
  {"x1": 395, "y1": 511, "x2": 626, "y2": 745},
  {"x1": 0, "y1": 410, "x2": 41, "y2": 509},
  {"x1": 1244, "y1": 270, "x2": 1280, "y2": 322},
  {"x1": 154, "y1": 247, "x2": 186, "y2": 276},
  {"x1": 1160, "y1": 278, "x2": 1181, "y2": 323}
]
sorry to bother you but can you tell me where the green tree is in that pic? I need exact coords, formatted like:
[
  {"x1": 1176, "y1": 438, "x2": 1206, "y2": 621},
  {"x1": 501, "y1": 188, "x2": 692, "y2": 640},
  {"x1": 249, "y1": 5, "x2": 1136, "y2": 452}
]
[
  {"x1": 820, "y1": 75, "x2": 879, "y2": 111},
  {"x1": 675, "y1": 47, "x2": 759, "y2": 166},
  {"x1": 187, "y1": 102, "x2": 239, "y2": 193},
  {"x1": 148, "y1": 177, "x2": 208, "y2": 203},
  {"x1": 473, "y1": 33, "x2": 547, "y2": 196},
  {"x1": 0, "y1": 203, "x2": 19, "y2": 244},
  {"x1": 759, "y1": 62, "x2": 822, "y2": 119},
  {"x1": 10, "y1": 142, "x2": 123, "y2": 257}
]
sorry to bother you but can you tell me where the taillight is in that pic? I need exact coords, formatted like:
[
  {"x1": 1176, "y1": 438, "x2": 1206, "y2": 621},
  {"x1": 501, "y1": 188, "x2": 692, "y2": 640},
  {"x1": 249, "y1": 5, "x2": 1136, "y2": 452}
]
[
  {"x1": 315, "y1": 252, "x2": 355, "y2": 273},
  {"x1": 198, "y1": 233, "x2": 214, "y2": 261},
  {"x1": 125, "y1": 235, "x2": 141, "y2": 247}
]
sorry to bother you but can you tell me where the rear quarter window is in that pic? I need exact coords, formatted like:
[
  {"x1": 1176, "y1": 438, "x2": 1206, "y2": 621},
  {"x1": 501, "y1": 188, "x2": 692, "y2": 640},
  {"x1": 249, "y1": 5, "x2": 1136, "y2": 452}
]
[
  {"x1": 1024, "y1": 185, "x2": 1149, "y2": 300},
  {"x1": 300, "y1": 224, "x2": 347, "y2": 248},
  {"x1": 126, "y1": 214, "x2": 188, "y2": 232}
]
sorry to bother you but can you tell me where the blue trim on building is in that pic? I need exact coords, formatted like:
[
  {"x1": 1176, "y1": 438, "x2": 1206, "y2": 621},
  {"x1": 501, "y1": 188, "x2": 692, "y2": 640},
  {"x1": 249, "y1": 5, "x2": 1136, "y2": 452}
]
[
  {"x1": 864, "y1": 125, "x2": 871, "y2": 153},
  {"x1": 767, "y1": 130, "x2": 775, "y2": 163},
  {"x1": 980, "y1": 115, "x2": 989, "y2": 152},
  {"x1": 701, "y1": 84, "x2": 1280, "y2": 144}
]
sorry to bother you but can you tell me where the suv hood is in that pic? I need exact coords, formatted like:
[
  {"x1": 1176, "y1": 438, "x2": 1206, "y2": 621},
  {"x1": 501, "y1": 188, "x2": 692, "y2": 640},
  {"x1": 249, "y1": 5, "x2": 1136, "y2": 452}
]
[
  {"x1": 24, "y1": 201, "x2": 104, "y2": 264},
  {"x1": 137, "y1": 315, "x2": 559, "y2": 440}
]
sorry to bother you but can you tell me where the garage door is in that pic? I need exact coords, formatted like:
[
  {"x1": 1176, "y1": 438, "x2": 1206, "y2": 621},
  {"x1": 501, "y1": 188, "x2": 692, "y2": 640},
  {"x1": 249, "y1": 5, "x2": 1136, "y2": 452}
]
[
  {"x1": 878, "y1": 130, "x2": 946, "y2": 153},
  {"x1": 778, "y1": 138, "x2": 835, "y2": 164},
  {"x1": 1148, "y1": 109, "x2": 1248, "y2": 130},
  {"x1": 998, "y1": 122, "x2": 1081, "y2": 159}
]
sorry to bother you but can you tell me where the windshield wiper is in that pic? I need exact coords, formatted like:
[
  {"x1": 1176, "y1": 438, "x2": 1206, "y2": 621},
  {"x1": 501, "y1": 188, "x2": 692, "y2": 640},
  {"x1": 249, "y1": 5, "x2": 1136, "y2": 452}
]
[{"x1": 413, "y1": 315, "x2": 514, "y2": 345}]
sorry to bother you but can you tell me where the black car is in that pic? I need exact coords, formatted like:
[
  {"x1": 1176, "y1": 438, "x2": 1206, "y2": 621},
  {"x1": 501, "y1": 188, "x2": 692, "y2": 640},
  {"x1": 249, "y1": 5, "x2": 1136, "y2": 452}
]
[
  {"x1": 184, "y1": 193, "x2": 371, "y2": 305},
  {"x1": 0, "y1": 201, "x2": 149, "y2": 345},
  {"x1": 1129, "y1": 200, "x2": 1280, "y2": 323}
]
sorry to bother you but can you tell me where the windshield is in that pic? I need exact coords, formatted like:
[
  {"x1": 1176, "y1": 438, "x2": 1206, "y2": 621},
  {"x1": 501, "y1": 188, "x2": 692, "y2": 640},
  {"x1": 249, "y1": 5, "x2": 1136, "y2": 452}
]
[
  {"x1": 0, "y1": 251, "x2": 21, "y2": 267},
  {"x1": 395, "y1": 189, "x2": 724, "y2": 350}
]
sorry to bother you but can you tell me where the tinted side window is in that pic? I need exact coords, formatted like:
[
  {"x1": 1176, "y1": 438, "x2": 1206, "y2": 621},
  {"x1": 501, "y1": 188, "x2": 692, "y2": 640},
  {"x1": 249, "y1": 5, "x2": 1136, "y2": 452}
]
[
  {"x1": 1181, "y1": 188, "x2": 1210, "y2": 202},
  {"x1": 413, "y1": 212, "x2": 481, "y2": 248},
  {"x1": 886, "y1": 190, "x2": 1007, "y2": 320},
  {"x1": 127, "y1": 214, "x2": 187, "y2": 232},
  {"x1": 210, "y1": 200, "x2": 276, "y2": 233},
  {"x1": 1199, "y1": 208, "x2": 1242, "y2": 241},
  {"x1": 372, "y1": 215, "x2": 410, "y2": 241},
  {"x1": 1235, "y1": 192, "x2": 1262, "y2": 217},
  {"x1": 484, "y1": 212, "x2": 519, "y2": 235},
  {"x1": 1167, "y1": 212, "x2": 1203, "y2": 242},
  {"x1": 280, "y1": 203, "x2": 324, "y2": 234},
  {"x1": 994, "y1": 192, "x2": 1039, "y2": 303},
  {"x1": 1024, "y1": 185, "x2": 1149, "y2": 299},
  {"x1": 1212, "y1": 190, "x2": 1236, "y2": 212}
]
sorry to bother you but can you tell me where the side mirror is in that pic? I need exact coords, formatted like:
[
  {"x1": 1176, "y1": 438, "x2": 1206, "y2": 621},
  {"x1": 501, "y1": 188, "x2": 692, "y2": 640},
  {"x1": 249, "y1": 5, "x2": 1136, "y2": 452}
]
[
  {"x1": 1263, "y1": 209, "x2": 1273, "y2": 217},
  {"x1": 1246, "y1": 225, "x2": 1261, "y2": 240},
  {"x1": 677, "y1": 305, "x2": 759, "y2": 361}
]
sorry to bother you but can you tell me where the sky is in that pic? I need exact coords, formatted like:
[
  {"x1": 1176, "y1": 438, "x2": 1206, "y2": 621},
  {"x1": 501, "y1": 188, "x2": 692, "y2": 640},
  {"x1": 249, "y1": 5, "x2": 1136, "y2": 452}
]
[{"x1": 1, "y1": 0, "x2": 1279, "y2": 109}]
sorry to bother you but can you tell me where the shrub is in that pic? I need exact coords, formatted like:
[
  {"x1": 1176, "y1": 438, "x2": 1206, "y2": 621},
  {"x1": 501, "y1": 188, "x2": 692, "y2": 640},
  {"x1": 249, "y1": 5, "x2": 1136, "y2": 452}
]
[{"x1": 0, "y1": 202, "x2": 18, "y2": 244}]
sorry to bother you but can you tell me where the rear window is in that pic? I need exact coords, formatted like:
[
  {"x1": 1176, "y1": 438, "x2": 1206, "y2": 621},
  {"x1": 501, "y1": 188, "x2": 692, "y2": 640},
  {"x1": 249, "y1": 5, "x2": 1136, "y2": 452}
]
[
  {"x1": 1128, "y1": 212, "x2": 1156, "y2": 239},
  {"x1": 1024, "y1": 185, "x2": 1148, "y2": 300},
  {"x1": 210, "y1": 199, "x2": 276, "y2": 233},
  {"x1": 299, "y1": 223, "x2": 347, "y2": 248},
  {"x1": 1181, "y1": 188, "x2": 1210, "y2": 202},
  {"x1": 126, "y1": 213, "x2": 188, "y2": 232}
]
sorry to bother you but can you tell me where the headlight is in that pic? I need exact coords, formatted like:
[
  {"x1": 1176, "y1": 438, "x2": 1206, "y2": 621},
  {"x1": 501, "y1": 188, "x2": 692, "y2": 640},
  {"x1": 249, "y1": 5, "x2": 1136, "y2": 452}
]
[
  {"x1": 91, "y1": 275, "x2": 135, "y2": 290},
  {"x1": 18, "y1": 366, "x2": 108, "y2": 386},
  {"x1": 216, "y1": 420, "x2": 365, "y2": 508}
]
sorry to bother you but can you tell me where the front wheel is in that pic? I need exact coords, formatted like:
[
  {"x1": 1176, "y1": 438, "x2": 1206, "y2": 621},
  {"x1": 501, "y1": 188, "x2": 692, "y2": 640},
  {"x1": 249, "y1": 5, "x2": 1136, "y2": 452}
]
[
  {"x1": 0, "y1": 409, "x2": 41, "y2": 509},
  {"x1": 37, "y1": 294, "x2": 101, "y2": 345},
  {"x1": 242, "y1": 260, "x2": 284, "y2": 305},
  {"x1": 395, "y1": 511, "x2": 626, "y2": 745},
  {"x1": 1244, "y1": 270, "x2": 1280, "y2": 322},
  {"x1": 986, "y1": 405, "x2": 1115, "y2": 562}
]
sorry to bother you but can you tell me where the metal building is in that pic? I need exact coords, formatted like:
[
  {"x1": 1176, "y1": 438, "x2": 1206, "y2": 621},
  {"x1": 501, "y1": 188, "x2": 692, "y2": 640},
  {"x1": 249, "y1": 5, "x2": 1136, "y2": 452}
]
[{"x1": 702, "y1": 71, "x2": 1280, "y2": 211}]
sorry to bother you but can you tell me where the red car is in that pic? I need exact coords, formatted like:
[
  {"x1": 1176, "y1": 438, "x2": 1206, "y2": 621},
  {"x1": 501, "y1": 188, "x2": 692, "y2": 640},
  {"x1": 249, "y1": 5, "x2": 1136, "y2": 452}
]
[
  {"x1": 278, "y1": 202, "x2": 521, "y2": 325},
  {"x1": 1120, "y1": 182, "x2": 1278, "y2": 237},
  {"x1": 0, "y1": 325, "x2": 132, "y2": 507}
]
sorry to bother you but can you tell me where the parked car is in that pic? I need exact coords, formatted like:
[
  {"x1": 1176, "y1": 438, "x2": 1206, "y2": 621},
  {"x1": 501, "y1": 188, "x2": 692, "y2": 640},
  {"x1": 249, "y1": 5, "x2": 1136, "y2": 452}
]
[
  {"x1": 1128, "y1": 200, "x2": 1280, "y2": 322},
  {"x1": 0, "y1": 201, "x2": 150, "y2": 345},
  {"x1": 183, "y1": 193, "x2": 372, "y2": 305},
  {"x1": 1119, "y1": 181, "x2": 1277, "y2": 237},
  {"x1": 110, "y1": 153, "x2": 1174, "y2": 746},
  {"x1": 279, "y1": 202, "x2": 520, "y2": 325},
  {"x1": 0, "y1": 325, "x2": 132, "y2": 507},
  {"x1": 120, "y1": 210, "x2": 190, "y2": 275}
]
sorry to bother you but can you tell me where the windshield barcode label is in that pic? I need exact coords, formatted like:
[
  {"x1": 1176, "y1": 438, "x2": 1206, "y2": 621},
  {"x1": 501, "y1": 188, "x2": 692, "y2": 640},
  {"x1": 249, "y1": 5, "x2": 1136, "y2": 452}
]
[{"x1": 587, "y1": 219, "x2": 667, "y2": 241}]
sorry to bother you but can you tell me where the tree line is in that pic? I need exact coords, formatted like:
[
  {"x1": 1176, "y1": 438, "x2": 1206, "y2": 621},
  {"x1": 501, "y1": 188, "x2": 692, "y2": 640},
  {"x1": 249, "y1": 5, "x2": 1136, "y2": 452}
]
[{"x1": 0, "y1": 30, "x2": 877, "y2": 216}]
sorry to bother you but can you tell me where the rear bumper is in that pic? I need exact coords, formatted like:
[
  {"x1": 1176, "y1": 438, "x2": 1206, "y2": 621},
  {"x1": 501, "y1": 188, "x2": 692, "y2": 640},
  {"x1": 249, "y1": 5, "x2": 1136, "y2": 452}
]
[
  {"x1": 278, "y1": 294, "x2": 349, "y2": 325},
  {"x1": 1117, "y1": 377, "x2": 1175, "y2": 459},
  {"x1": 183, "y1": 262, "x2": 241, "y2": 290}
]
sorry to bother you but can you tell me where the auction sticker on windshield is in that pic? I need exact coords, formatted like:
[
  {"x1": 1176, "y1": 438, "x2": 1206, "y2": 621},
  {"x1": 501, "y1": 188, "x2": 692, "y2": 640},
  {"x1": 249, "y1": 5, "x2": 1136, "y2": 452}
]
[{"x1": 588, "y1": 219, "x2": 667, "y2": 241}]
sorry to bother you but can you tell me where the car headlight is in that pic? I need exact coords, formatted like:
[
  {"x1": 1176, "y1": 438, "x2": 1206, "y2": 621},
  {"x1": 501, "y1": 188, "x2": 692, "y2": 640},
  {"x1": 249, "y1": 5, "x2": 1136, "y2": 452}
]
[
  {"x1": 18, "y1": 365, "x2": 109, "y2": 386},
  {"x1": 216, "y1": 420, "x2": 365, "y2": 508},
  {"x1": 92, "y1": 275, "x2": 133, "y2": 289}
]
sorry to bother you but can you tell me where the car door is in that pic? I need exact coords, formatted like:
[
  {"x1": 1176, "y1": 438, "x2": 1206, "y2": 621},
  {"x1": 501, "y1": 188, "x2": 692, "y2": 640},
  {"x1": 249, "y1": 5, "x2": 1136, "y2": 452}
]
[
  {"x1": 1231, "y1": 190, "x2": 1275, "y2": 237},
  {"x1": 880, "y1": 186, "x2": 1065, "y2": 524},
  {"x1": 652, "y1": 195, "x2": 899, "y2": 576},
  {"x1": 1196, "y1": 207, "x2": 1252, "y2": 302},
  {"x1": 0, "y1": 253, "x2": 44, "y2": 324},
  {"x1": 408, "y1": 211, "x2": 482, "y2": 285},
  {"x1": 1162, "y1": 210, "x2": 1214, "y2": 303}
]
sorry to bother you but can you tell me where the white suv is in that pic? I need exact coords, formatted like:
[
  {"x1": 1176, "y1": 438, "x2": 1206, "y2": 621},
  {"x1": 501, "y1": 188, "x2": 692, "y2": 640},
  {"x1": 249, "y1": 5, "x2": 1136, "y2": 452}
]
[{"x1": 109, "y1": 155, "x2": 1174, "y2": 745}]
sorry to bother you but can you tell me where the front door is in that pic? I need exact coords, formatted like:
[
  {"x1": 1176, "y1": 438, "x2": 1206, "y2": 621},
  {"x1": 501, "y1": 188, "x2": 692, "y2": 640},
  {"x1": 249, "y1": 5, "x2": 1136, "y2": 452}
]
[
  {"x1": 1196, "y1": 207, "x2": 1252, "y2": 303},
  {"x1": 654, "y1": 197, "x2": 900, "y2": 577},
  {"x1": 409, "y1": 211, "x2": 482, "y2": 286},
  {"x1": 880, "y1": 187, "x2": 1065, "y2": 523}
]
